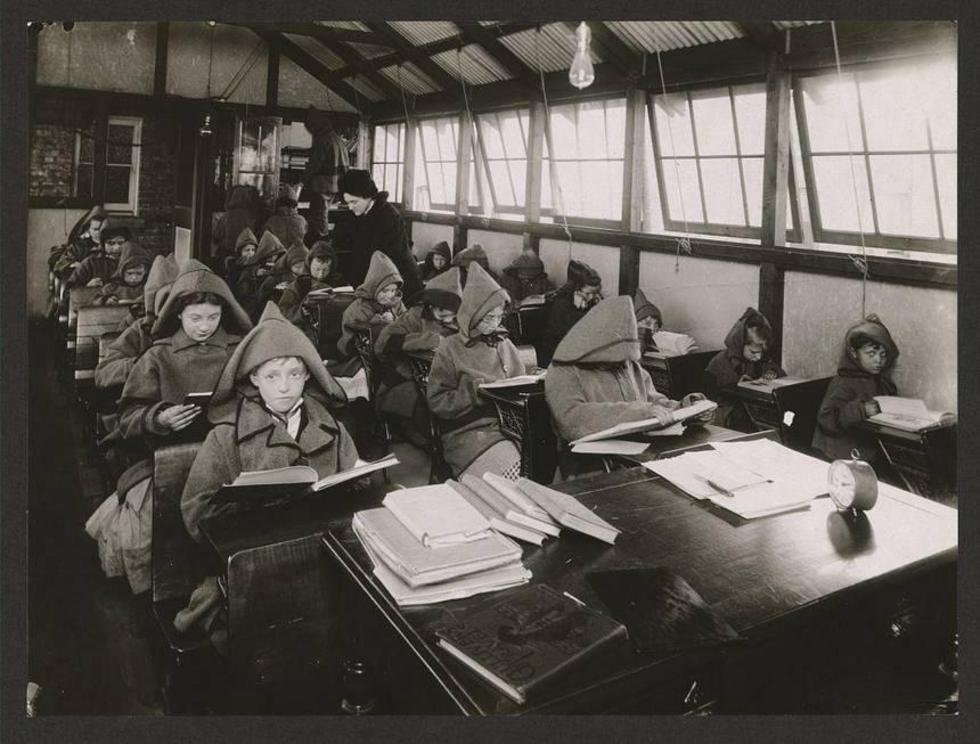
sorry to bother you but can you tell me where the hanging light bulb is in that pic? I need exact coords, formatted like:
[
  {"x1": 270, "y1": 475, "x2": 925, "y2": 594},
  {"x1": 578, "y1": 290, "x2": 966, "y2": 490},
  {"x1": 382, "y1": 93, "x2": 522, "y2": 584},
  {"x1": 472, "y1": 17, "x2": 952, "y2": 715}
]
[{"x1": 569, "y1": 22, "x2": 595, "y2": 90}]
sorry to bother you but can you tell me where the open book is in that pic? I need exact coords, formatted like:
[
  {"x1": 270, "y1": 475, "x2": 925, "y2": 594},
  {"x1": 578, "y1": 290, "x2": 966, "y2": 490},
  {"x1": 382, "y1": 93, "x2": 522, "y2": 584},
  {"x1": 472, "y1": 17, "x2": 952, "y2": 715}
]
[
  {"x1": 736, "y1": 376, "x2": 810, "y2": 392},
  {"x1": 869, "y1": 396, "x2": 956, "y2": 433},
  {"x1": 570, "y1": 399, "x2": 717, "y2": 445},
  {"x1": 649, "y1": 331, "x2": 698, "y2": 356},
  {"x1": 212, "y1": 454, "x2": 398, "y2": 505},
  {"x1": 481, "y1": 473, "x2": 561, "y2": 537},
  {"x1": 479, "y1": 370, "x2": 546, "y2": 390},
  {"x1": 519, "y1": 294, "x2": 548, "y2": 307},
  {"x1": 306, "y1": 285, "x2": 355, "y2": 299}
]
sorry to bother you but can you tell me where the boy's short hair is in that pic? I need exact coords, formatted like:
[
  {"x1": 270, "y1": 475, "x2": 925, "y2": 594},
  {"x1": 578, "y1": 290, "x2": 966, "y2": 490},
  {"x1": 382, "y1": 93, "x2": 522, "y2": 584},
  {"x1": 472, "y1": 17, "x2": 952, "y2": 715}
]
[
  {"x1": 848, "y1": 332, "x2": 887, "y2": 353},
  {"x1": 249, "y1": 355, "x2": 307, "y2": 377}
]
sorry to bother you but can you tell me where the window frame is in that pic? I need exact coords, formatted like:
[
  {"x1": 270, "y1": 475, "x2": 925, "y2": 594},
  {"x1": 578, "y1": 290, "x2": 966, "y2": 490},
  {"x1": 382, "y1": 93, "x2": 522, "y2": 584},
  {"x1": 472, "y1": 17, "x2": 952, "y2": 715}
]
[
  {"x1": 475, "y1": 107, "x2": 539, "y2": 218},
  {"x1": 371, "y1": 121, "x2": 406, "y2": 206},
  {"x1": 646, "y1": 87, "x2": 802, "y2": 242},
  {"x1": 415, "y1": 115, "x2": 460, "y2": 213},
  {"x1": 792, "y1": 64, "x2": 956, "y2": 255},
  {"x1": 102, "y1": 115, "x2": 142, "y2": 214}
]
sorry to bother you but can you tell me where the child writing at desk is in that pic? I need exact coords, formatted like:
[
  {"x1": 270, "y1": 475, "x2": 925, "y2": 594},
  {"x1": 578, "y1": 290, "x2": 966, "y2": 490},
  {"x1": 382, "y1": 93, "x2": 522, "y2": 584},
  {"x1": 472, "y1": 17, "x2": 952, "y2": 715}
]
[
  {"x1": 176, "y1": 302, "x2": 358, "y2": 644},
  {"x1": 545, "y1": 295, "x2": 713, "y2": 476},
  {"x1": 812, "y1": 314, "x2": 899, "y2": 464},
  {"x1": 427, "y1": 263, "x2": 526, "y2": 480}
]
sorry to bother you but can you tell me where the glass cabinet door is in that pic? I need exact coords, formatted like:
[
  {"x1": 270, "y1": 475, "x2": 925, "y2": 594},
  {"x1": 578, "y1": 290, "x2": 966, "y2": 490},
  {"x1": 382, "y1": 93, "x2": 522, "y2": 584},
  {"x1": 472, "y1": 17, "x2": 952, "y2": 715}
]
[{"x1": 233, "y1": 116, "x2": 282, "y2": 199}]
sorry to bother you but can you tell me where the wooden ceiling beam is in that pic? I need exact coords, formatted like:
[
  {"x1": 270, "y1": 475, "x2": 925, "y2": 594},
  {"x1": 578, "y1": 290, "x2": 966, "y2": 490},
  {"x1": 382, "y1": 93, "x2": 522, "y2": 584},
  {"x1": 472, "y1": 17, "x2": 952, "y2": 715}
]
[
  {"x1": 313, "y1": 30, "x2": 404, "y2": 100},
  {"x1": 223, "y1": 22, "x2": 393, "y2": 48},
  {"x1": 362, "y1": 21, "x2": 460, "y2": 92}
]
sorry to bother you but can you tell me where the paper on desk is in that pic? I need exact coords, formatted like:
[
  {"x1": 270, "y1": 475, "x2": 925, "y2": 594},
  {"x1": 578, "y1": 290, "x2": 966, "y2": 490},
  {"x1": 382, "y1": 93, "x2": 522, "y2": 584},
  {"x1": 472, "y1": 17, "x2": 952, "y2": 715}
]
[
  {"x1": 479, "y1": 372, "x2": 546, "y2": 389},
  {"x1": 710, "y1": 439, "x2": 829, "y2": 498},
  {"x1": 335, "y1": 367, "x2": 369, "y2": 401},
  {"x1": 572, "y1": 439, "x2": 650, "y2": 456},
  {"x1": 643, "y1": 450, "x2": 768, "y2": 500}
]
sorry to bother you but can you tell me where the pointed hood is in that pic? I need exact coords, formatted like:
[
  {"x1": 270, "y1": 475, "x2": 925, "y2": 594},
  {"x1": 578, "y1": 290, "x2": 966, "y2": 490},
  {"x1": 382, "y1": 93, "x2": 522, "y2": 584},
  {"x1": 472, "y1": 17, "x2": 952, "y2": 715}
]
[
  {"x1": 838, "y1": 313, "x2": 900, "y2": 377},
  {"x1": 552, "y1": 295, "x2": 640, "y2": 365},
  {"x1": 242, "y1": 230, "x2": 285, "y2": 267},
  {"x1": 110, "y1": 245, "x2": 153, "y2": 281},
  {"x1": 565, "y1": 259, "x2": 601, "y2": 290},
  {"x1": 723, "y1": 307, "x2": 773, "y2": 358},
  {"x1": 235, "y1": 227, "x2": 258, "y2": 253},
  {"x1": 633, "y1": 288, "x2": 662, "y2": 325},
  {"x1": 451, "y1": 244, "x2": 491, "y2": 273},
  {"x1": 504, "y1": 246, "x2": 545, "y2": 276},
  {"x1": 143, "y1": 253, "x2": 180, "y2": 320},
  {"x1": 410, "y1": 266, "x2": 462, "y2": 311},
  {"x1": 355, "y1": 251, "x2": 402, "y2": 300},
  {"x1": 457, "y1": 262, "x2": 509, "y2": 340},
  {"x1": 428, "y1": 241, "x2": 451, "y2": 263},
  {"x1": 152, "y1": 258, "x2": 253, "y2": 337},
  {"x1": 274, "y1": 240, "x2": 310, "y2": 273},
  {"x1": 306, "y1": 239, "x2": 336, "y2": 271},
  {"x1": 209, "y1": 302, "x2": 347, "y2": 422}
]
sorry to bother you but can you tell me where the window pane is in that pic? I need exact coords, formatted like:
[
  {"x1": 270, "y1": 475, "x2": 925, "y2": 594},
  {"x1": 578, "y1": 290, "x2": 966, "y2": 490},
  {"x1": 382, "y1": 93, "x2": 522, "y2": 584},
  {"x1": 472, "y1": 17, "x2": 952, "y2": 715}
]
[
  {"x1": 507, "y1": 160, "x2": 526, "y2": 206},
  {"x1": 425, "y1": 163, "x2": 444, "y2": 205},
  {"x1": 934, "y1": 154, "x2": 956, "y2": 239},
  {"x1": 700, "y1": 158, "x2": 745, "y2": 225},
  {"x1": 549, "y1": 107, "x2": 578, "y2": 159},
  {"x1": 691, "y1": 90, "x2": 736, "y2": 156},
  {"x1": 869, "y1": 154, "x2": 940, "y2": 238},
  {"x1": 811, "y1": 155, "x2": 874, "y2": 232},
  {"x1": 920, "y1": 59, "x2": 956, "y2": 150},
  {"x1": 604, "y1": 100, "x2": 627, "y2": 159},
  {"x1": 742, "y1": 158, "x2": 763, "y2": 227},
  {"x1": 556, "y1": 161, "x2": 582, "y2": 215},
  {"x1": 859, "y1": 72, "x2": 929, "y2": 152},
  {"x1": 478, "y1": 115, "x2": 505, "y2": 159},
  {"x1": 79, "y1": 132, "x2": 95, "y2": 163},
  {"x1": 592, "y1": 161, "x2": 623, "y2": 220},
  {"x1": 385, "y1": 125, "x2": 400, "y2": 162},
  {"x1": 386, "y1": 164, "x2": 401, "y2": 201},
  {"x1": 488, "y1": 160, "x2": 515, "y2": 205},
  {"x1": 500, "y1": 113, "x2": 526, "y2": 158},
  {"x1": 733, "y1": 84, "x2": 766, "y2": 156},
  {"x1": 420, "y1": 121, "x2": 439, "y2": 161},
  {"x1": 541, "y1": 159, "x2": 553, "y2": 210},
  {"x1": 372, "y1": 164, "x2": 385, "y2": 190},
  {"x1": 373, "y1": 127, "x2": 386, "y2": 162},
  {"x1": 468, "y1": 152, "x2": 481, "y2": 209},
  {"x1": 653, "y1": 93, "x2": 695, "y2": 157},
  {"x1": 74, "y1": 163, "x2": 93, "y2": 199},
  {"x1": 437, "y1": 119, "x2": 457, "y2": 160},
  {"x1": 441, "y1": 162, "x2": 458, "y2": 204},
  {"x1": 105, "y1": 165, "x2": 131, "y2": 204},
  {"x1": 577, "y1": 102, "x2": 607, "y2": 160},
  {"x1": 397, "y1": 124, "x2": 405, "y2": 162},
  {"x1": 661, "y1": 158, "x2": 705, "y2": 224},
  {"x1": 800, "y1": 75, "x2": 863, "y2": 154}
]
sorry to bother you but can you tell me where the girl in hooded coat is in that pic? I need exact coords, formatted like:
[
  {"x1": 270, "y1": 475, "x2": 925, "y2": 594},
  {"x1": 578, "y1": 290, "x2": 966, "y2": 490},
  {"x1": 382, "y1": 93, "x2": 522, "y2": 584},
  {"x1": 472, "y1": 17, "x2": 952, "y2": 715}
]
[
  {"x1": 451, "y1": 244, "x2": 498, "y2": 285},
  {"x1": 337, "y1": 251, "x2": 407, "y2": 358},
  {"x1": 117, "y1": 259, "x2": 253, "y2": 449},
  {"x1": 175, "y1": 302, "x2": 359, "y2": 644},
  {"x1": 253, "y1": 239, "x2": 309, "y2": 320},
  {"x1": 375, "y1": 267, "x2": 463, "y2": 442},
  {"x1": 420, "y1": 241, "x2": 452, "y2": 282},
  {"x1": 235, "y1": 230, "x2": 285, "y2": 307},
  {"x1": 500, "y1": 246, "x2": 550, "y2": 303},
  {"x1": 332, "y1": 169, "x2": 422, "y2": 298},
  {"x1": 51, "y1": 205, "x2": 106, "y2": 278},
  {"x1": 812, "y1": 314, "x2": 900, "y2": 464},
  {"x1": 545, "y1": 296, "x2": 713, "y2": 476},
  {"x1": 277, "y1": 239, "x2": 347, "y2": 325},
  {"x1": 427, "y1": 263, "x2": 526, "y2": 480},
  {"x1": 92, "y1": 245, "x2": 153, "y2": 306},
  {"x1": 704, "y1": 307, "x2": 786, "y2": 428}
]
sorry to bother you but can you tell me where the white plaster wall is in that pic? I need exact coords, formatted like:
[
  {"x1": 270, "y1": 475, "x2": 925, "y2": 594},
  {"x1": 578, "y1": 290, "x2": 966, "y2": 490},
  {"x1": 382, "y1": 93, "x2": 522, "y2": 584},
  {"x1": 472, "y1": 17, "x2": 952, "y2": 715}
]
[
  {"x1": 27, "y1": 208, "x2": 88, "y2": 318},
  {"x1": 167, "y1": 23, "x2": 267, "y2": 105},
  {"x1": 37, "y1": 22, "x2": 157, "y2": 95},
  {"x1": 410, "y1": 221, "x2": 454, "y2": 260},
  {"x1": 467, "y1": 230, "x2": 524, "y2": 278}
]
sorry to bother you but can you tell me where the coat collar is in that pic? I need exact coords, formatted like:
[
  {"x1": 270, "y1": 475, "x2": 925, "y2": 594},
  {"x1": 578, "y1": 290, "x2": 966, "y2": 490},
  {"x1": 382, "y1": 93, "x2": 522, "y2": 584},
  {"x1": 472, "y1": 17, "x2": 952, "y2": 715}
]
[
  {"x1": 233, "y1": 395, "x2": 341, "y2": 465},
  {"x1": 170, "y1": 326, "x2": 237, "y2": 352}
]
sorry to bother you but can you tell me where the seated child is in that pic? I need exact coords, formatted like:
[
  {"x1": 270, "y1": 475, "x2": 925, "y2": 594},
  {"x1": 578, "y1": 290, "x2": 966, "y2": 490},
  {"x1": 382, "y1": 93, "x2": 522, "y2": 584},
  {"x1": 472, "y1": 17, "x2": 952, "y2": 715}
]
[
  {"x1": 278, "y1": 239, "x2": 347, "y2": 324},
  {"x1": 421, "y1": 240, "x2": 451, "y2": 281},
  {"x1": 375, "y1": 267, "x2": 463, "y2": 443},
  {"x1": 93, "y1": 244, "x2": 152, "y2": 307},
  {"x1": 812, "y1": 314, "x2": 899, "y2": 464},
  {"x1": 427, "y1": 263, "x2": 526, "y2": 480},
  {"x1": 451, "y1": 244, "x2": 498, "y2": 284},
  {"x1": 176, "y1": 303, "x2": 358, "y2": 644},
  {"x1": 633, "y1": 288, "x2": 663, "y2": 353},
  {"x1": 117, "y1": 259, "x2": 253, "y2": 448},
  {"x1": 337, "y1": 250, "x2": 406, "y2": 358},
  {"x1": 51, "y1": 205, "x2": 106, "y2": 279},
  {"x1": 704, "y1": 307, "x2": 785, "y2": 428},
  {"x1": 262, "y1": 184, "x2": 308, "y2": 250},
  {"x1": 223, "y1": 227, "x2": 258, "y2": 287},
  {"x1": 545, "y1": 295, "x2": 713, "y2": 476},
  {"x1": 539, "y1": 259, "x2": 603, "y2": 366},
  {"x1": 500, "y1": 245, "x2": 550, "y2": 303},
  {"x1": 66, "y1": 223, "x2": 132, "y2": 289},
  {"x1": 253, "y1": 239, "x2": 309, "y2": 319},
  {"x1": 212, "y1": 184, "x2": 259, "y2": 268},
  {"x1": 235, "y1": 230, "x2": 285, "y2": 306}
]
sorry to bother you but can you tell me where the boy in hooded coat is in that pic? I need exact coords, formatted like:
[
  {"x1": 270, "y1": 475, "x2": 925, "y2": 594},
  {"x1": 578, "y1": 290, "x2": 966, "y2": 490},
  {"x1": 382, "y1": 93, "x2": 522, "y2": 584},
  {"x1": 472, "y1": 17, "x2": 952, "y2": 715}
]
[
  {"x1": 92, "y1": 244, "x2": 153, "y2": 307},
  {"x1": 278, "y1": 239, "x2": 347, "y2": 325},
  {"x1": 427, "y1": 263, "x2": 526, "y2": 479},
  {"x1": 253, "y1": 239, "x2": 309, "y2": 320},
  {"x1": 337, "y1": 251, "x2": 407, "y2": 358},
  {"x1": 545, "y1": 296, "x2": 712, "y2": 475},
  {"x1": 235, "y1": 230, "x2": 285, "y2": 307},
  {"x1": 174, "y1": 302, "x2": 359, "y2": 645},
  {"x1": 117, "y1": 259, "x2": 253, "y2": 448},
  {"x1": 500, "y1": 246, "x2": 550, "y2": 303},
  {"x1": 224, "y1": 227, "x2": 258, "y2": 287},
  {"x1": 420, "y1": 241, "x2": 452, "y2": 282},
  {"x1": 539, "y1": 259, "x2": 603, "y2": 367},
  {"x1": 451, "y1": 244, "x2": 498, "y2": 284},
  {"x1": 51, "y1": 205, "x2": 107, "y2": 278},
  {"x1": 812, "y1": 314, "x2": 900, "y2": 464},
  {"x1": 263, "y1": 184, "x2": 308, "y2": 249},
  {"x1": 332, "y1": 169, "x2": 422, "y2": 298}
]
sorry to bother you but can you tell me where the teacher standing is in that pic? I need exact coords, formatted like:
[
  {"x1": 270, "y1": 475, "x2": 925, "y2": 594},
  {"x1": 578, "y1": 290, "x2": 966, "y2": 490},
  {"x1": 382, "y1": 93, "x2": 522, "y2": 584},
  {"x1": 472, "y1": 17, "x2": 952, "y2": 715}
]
[{"x1": 332, "y1": 169, "x2": 423, "y2": 299}]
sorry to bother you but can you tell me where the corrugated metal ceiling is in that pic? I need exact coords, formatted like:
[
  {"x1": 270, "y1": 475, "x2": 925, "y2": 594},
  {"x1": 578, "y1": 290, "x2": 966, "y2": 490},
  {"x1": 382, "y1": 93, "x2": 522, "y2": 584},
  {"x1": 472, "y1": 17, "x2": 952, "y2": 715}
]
[
  {"x1": 605, "y1": 20, "x2": 743, "y2": 52},
  {"x1": 346, "y1": 42, "x2": 392, "y2": 59},
  {"x1": 284, "y1": 33, "x2": 345, "y2": 70},
  {"x1": 347, "y1": 75, "x2": 386, "y2": 103},
  {"x1": 378, "y1": 62, "x2": 440, "y2": 96},
  {"x1": 499, "y1": 23, "x2": 601, "y2": 74},
  {"x1": 313, "y1": 21, "x2": 372, "y2": 32},
  {"x1": 388, "y1": 21, "x2": 461, "y2": 47},
  {"x1": 431, "y1": 45, "x2": 512, "y2": 86}
]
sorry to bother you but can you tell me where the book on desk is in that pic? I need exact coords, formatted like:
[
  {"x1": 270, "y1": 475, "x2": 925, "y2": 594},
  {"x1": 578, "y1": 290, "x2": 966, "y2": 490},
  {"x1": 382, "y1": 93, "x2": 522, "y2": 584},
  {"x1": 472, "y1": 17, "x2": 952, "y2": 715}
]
[
  {"x1": 868, "y1": 396, "x2": 956, "y2": 433},
  {"x1": 570, "y1": 399, "x2": 717, "y2": 445}
]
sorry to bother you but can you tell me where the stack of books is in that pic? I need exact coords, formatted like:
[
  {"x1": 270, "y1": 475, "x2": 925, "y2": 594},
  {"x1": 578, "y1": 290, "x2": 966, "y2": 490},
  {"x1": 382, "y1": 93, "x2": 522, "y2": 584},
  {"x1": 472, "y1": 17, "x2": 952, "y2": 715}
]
[{"x1": 352, "y1": 483, "x2": 531, "y2": 606}]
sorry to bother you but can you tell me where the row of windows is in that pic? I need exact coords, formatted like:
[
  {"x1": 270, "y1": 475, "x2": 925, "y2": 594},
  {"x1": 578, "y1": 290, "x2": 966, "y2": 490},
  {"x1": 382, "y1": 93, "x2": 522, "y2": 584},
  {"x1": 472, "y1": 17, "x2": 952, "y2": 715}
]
[{"x1": 371, "y1": 56, "x2": 956, "y2": 255}]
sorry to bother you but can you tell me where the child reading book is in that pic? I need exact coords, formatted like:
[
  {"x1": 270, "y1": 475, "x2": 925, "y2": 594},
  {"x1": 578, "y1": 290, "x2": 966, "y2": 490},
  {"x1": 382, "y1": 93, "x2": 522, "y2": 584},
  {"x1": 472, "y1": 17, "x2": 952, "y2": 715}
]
[
  {"x1": 812, "y1": 314, "x2": 899, "y2": 464},
  {"x1": 633, "y1": 288, "x2": 663, "y2": 353},
  {"x1": 500, "y1": 245, "x2": 550, "y2": 303},
  {"x1": 421, "y1": 240, "x2": 451, "y2": 282},
  {"x1": 337, "y1": 250, "x2": 406, "y2": 357},
  {"x1": 545, "y1": 295, "x2": 713, "y2": 477},
  {"x1": 92, "y1": 244, "x2": 152, "y2": 307},
  {"x1": 427, "y1": 263, "x2": 526, "y2": 480},
  {"x1": 235, "y1": 230, "x2": 285, "y2": 306},
  {"x1": 252, "y1": 239, "x2": 309, "y2": 319}
]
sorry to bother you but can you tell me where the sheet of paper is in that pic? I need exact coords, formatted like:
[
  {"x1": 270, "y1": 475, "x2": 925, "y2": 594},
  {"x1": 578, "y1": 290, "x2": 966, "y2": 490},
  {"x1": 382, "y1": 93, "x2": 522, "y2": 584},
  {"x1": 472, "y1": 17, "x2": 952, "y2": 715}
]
[
  {"x1": 479, "y1": 372, "x2": 546, "y2": 389},
  {"x1": 710, "y1": 439, "x2": 829, "y2": 500},
  {"x1": 335, "y1": 367, "x2": 369, "y2": 401},
  {"x1": 571, "y1": 439, "x2": 650, "y2": 456}
]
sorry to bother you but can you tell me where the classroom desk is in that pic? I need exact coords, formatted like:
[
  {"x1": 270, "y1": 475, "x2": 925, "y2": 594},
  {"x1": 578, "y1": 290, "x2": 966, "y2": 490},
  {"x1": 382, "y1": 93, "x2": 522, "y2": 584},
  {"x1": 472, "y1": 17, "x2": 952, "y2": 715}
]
[
  {"x1": 640, "y1": 349, "x2": 719, "y2": 400},
  {"x1": 319, "y1": 466, "x2": 957, "y2": 714},
  {"x1": 589, "y1": 424, "x2": 780, "y2": 468},
  {"x1": 723, "y1": 376, "x2": 832, "y2": 452},
  {"x1": 478, "y1": 381, "x2": 557, "y2": 484},
  {"x1": 858, "y1": 417, "x2": 957, "y2": 499}
]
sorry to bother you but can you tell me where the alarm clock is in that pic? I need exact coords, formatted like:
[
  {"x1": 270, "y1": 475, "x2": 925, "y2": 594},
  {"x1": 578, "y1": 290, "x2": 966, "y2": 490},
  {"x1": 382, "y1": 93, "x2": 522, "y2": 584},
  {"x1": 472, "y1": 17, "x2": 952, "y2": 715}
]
[{"x1": 827, "y1": 450, "x2": 878, "y2": 511}]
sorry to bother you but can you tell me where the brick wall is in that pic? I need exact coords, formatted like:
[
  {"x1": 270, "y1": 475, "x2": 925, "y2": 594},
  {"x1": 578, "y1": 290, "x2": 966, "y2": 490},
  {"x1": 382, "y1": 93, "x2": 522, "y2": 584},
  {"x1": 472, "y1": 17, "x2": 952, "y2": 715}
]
[{"x1": 29, "y1": 124, "x2": 75, "y2": 199}]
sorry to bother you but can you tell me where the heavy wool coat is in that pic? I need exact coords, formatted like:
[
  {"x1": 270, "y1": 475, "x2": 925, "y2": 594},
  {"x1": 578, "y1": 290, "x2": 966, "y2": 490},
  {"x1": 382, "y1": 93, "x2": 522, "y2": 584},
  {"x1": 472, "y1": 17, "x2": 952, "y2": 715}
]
[
  {"x1": 812, "y1": 315, "x2": 899, "y2": 463},
  {"x1": 427, "y1": 263, "x2": 525, "y2": 475},
  {"x1": 500, "y1": 247, "x2": 550, "y2": 303},
  {"x1": 96, "y1": 317, "x2": 154, "y2": 390},
  {"x1": 337, "y1": 251, "x2": 406, "y2": 357},
  {"x1": 263, "y1": 207, "x2": 308, "y2": 251},
  {"x1": 704, "y1": 307, "x2": 786, "y2": 390},
  {"x1": 545, "y1": 295, "x2": 676, "y2": 443},
  {"x1": 332, "y1": 192, "x2": 422, "y2": 298}
]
